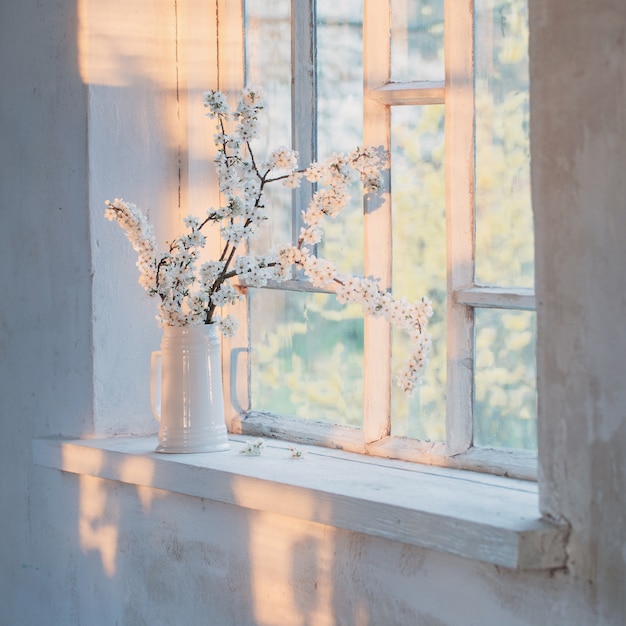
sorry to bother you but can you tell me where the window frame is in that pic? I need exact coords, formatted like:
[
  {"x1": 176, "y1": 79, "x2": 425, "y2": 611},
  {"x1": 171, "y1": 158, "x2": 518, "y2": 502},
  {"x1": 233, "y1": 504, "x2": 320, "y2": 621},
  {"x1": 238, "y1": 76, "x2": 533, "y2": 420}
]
[{"x1": 220, "y1": 0, "x2": 537, "y2": 480}]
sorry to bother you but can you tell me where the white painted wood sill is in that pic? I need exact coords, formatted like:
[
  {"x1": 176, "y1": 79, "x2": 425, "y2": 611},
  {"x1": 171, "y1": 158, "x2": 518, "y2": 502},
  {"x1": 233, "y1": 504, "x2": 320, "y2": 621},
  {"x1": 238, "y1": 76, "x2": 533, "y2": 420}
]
[{"x1": 33, "y1": 435, "x2": 568, "y2": 571}]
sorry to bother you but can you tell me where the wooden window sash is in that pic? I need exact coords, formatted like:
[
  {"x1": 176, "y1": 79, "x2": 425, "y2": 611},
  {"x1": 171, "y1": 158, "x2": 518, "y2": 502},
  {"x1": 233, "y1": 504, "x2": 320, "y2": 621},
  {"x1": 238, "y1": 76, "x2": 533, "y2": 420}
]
[
  {"x1": 223, "y1": 0, "x2": 537, "y2": 478},
  {"x1": 367, "y1": 81, "x2": 446, "y2": 106},
  {"x1": 456, "y1": 287, "x2": 535, "y2": 311}
]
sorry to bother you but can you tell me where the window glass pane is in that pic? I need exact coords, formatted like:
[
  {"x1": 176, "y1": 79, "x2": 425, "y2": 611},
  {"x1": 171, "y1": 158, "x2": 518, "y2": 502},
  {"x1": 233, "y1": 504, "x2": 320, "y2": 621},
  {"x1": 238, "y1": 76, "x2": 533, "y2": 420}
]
[
  {"x1": 245, "y1": 0, "x2": 293, "y2": 252},
  {"x1": 245, "y1": 0, "x2": 291, "y2": 149},
  {"x1": 316, "y1": 0, "x2": 364, "y2": 276},
  {"x1": 390, "y1": 0, "x2": 444, "y2": 82},
  {"x1": 250, "y1": 288, "x2": 364, "y2": 426},
  {"x1": 390, "y1": 105, "x2": 446, "y2": 441},
  {"x1": 474, "y1": 308, "x2": 537, "y2": 450},
  {"x1": 474, "y1": 0, "x2": 533, "y2": 287},
  {"x1": 317, "y1": 0, "x2": 363, "y2": 155}
]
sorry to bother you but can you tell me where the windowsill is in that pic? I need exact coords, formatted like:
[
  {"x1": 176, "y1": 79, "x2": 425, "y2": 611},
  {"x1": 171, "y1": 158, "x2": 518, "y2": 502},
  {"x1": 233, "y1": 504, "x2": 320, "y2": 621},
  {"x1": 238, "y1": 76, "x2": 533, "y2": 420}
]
[{"x1": 33, "y1": 434, "x2": 568, "y2": 571}]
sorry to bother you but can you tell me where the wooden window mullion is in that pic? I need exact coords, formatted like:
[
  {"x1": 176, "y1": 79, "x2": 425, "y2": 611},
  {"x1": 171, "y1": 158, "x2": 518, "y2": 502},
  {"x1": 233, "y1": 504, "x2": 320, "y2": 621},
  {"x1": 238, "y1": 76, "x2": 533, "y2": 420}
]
[
  {"x1": 291, "y1": 0, "x2": 317, "y2": 245},
  {"x1": 218, "y1": 0, "x2": 249, "y2": 430},
  {"x1": 363, "y1": 0, "x2": 392, "y2": 444},
  {"x1": 445, "y1": 0, "x2": 475, "y2": 455}
]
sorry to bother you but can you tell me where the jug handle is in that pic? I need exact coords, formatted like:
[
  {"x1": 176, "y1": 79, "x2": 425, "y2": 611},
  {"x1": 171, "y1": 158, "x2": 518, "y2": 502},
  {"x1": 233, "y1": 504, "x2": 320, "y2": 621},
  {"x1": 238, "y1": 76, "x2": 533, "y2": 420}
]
[{"x1": 150, "y1": 351, "x2": 162, "y2": 422}]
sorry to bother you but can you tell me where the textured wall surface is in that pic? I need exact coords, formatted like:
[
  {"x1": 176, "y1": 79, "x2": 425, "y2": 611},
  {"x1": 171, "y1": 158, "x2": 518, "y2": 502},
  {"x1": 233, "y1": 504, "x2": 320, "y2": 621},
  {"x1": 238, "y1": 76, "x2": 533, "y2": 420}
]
[
  {"x1": 531, "y1": 0, "x2": 626, "y2": 621},
  {"x1": 1, "y1": 0, "x2": 625, "y2": 624},
  {"x1": 0, "y1": 1, "x2": 92, "y2": 624}
]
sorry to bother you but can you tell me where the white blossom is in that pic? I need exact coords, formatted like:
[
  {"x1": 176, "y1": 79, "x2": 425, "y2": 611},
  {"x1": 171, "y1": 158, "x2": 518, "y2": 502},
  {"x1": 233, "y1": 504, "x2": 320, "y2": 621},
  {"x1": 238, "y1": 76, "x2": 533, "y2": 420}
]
[
  {"x1": 263, "y1": 146, "x2": 299, "y2": 172},
  {"x1": 199, "y1": 261, "x2": 225, "y2": 285},
  {"x1": 214, "y1": 314, "x2": 239, "y2": 338},
  {"x1": 301, "y1": 255, "x2": 336, "y2": 288},
  {"x1": 211, "y1": 282, "x2": 242, "y2": 307},
  {"x1": 105, "y1": 87, "x2": 431, "y2": 387},
  {"x1": 203, "y1": 90, "x2": 229, "y2": 119},
  {"x1": 304, "y1": 161, "x2": 326, "y2": 183},
  {"x1": 282, "y1": 171, "x2": 303, "y2": 189},
  {"x1": 239, "y1": 438, "x2": 265, "y2": 455},
  {"x1": 299, "y1": 224, "x2": 323, "y2": 246}
]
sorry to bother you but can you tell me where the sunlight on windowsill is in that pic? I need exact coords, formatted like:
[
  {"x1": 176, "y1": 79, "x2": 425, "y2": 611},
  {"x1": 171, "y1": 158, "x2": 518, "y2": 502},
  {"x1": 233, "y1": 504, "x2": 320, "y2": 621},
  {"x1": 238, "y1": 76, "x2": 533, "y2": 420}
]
[{"x1": 33, "y1": 434, "x2": 568, "y2": 571}]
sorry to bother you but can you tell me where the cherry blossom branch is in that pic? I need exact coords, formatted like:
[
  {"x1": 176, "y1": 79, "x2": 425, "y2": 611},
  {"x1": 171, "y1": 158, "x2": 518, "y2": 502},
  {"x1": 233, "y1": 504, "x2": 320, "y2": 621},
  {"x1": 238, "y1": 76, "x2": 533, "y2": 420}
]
[{"x1": 104, "y1": 86, "x2": 432, "y2": 391}]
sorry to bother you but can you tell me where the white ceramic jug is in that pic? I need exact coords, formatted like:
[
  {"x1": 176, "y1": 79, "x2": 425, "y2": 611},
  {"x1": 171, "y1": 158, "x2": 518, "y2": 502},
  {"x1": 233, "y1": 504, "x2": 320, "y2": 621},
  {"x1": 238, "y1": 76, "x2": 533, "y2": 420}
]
[{"x1": 150, "y1": 324, "x2": 230, "y2": 453}]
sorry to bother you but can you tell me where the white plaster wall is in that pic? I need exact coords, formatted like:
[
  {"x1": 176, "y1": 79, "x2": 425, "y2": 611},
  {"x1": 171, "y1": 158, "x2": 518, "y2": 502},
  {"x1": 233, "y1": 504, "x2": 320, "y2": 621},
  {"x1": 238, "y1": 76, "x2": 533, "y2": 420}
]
[
  {"x1": 35, "y1": 475, "x2": 593, "y2": 626},
  {"x1": 531, "y1": 0, "x2": 626, "y2": 620},
  {"x1": 0, "y1": 0, "x2": 624, "y2": 624},
  {"x1": 85, "y1": 0, "x2": 182, "y2": 436},
  {"x1": 0, "y1": 0, "x2": 92, "y2": 624},
  {"x1": 86, "y1": 0, "x2": 219, "y2": 437}
]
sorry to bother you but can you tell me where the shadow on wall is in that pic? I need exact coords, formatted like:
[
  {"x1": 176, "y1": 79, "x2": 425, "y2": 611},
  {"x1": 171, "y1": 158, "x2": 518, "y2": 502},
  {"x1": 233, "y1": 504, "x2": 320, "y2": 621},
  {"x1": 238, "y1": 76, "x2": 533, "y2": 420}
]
[
  {"x1": 67, "y1": 446, "x2": 363, "y2": 625},
  {"x1": 58, "y1": 433, "x2": 587, "y2": 625},
  {"x1": 71, "y1": 452, "x2": 257, "y2": 624}
]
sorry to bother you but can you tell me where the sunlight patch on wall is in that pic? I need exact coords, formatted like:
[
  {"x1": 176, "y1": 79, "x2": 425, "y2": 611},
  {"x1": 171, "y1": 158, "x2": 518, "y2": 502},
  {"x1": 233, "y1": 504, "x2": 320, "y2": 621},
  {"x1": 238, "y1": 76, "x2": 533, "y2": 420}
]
[
  {"x1": 78, "y1": 474, "x2": 119, "y2": 577},
  {"x1": 79, "y1": 0, "x2": 223, "y2": 264},
  {"x1": 77, "y1": 0, "x2": 178, "y2": 88},
  {"x1": 246, "y1": 510, "x2": 337, "y2": 625},
  {"x1": 118, "y1": 456, "x2": 159, "y2": 511},
  {"x1": 227, "y1": 472, "x2": 341, "y2": 624}
]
